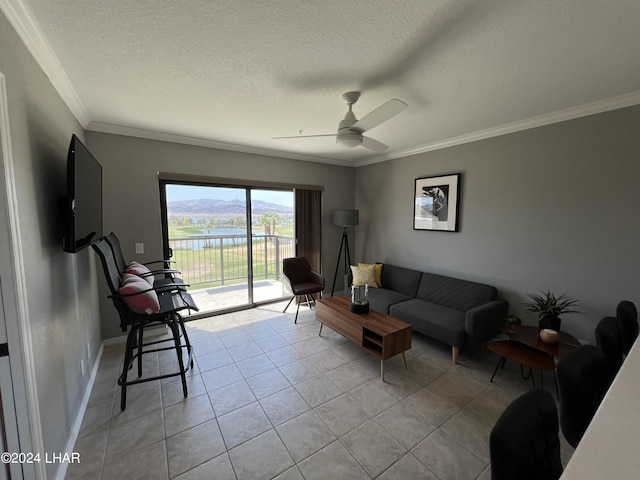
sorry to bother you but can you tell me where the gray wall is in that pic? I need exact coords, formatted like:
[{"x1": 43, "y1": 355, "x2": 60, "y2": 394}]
[
  {"x1": 85, "y1": 132, "x2": 356, "y2": 339},
  {"x1": 356, "y1": 105, "x2": 640, "y2": 344},
  {"x1": 0, "y1": 11, "x2": 102, "y2": 478}
]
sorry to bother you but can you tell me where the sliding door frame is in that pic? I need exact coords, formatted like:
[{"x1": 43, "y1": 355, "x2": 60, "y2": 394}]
[
  {"x1": 159, "y1": 174, "x2": 320, "y2": 318},
  {"x1": 244, "y1": 187, "x2": 255, "y2": 306},
  {"x1": 159, "y1": 179, "x2": 253, "y2": 316}
]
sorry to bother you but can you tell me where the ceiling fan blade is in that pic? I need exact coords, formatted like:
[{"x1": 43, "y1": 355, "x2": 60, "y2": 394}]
[
  {"x1": 351, "y1": 98, "x2": 408, "y2": 133},
  {"x1": 361, "y1": 136, "x2": 388, "y2": 152},
  {"x1": 272, "y1": 134, "x2": 336, "y2": 140}
]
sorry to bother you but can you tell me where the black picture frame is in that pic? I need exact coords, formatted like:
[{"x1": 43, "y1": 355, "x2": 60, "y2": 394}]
[{"x1": 413, "y1": 173, "x2": 461, "y2": 232}]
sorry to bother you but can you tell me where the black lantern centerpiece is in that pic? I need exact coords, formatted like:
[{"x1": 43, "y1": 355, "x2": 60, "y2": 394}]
[{"x1": 350, "y1": 284, "x2": 369, "y2": 314}]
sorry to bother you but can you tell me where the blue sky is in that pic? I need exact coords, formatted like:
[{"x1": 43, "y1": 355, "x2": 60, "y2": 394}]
[{"x1": 166, "y1": 185, "x2": 293, "y2": 207}]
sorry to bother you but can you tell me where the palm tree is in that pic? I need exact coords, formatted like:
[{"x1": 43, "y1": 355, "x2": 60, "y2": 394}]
[{"x1": 260, "y1": 212, "x2": 279, "y2": 236}]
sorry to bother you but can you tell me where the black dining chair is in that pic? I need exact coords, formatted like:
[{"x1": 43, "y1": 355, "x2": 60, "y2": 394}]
[
  {"x1": 595, "y1": 316, "x2": 624, "y2": 385},
  {"x1": 556, "y1": 345, "x2": 609, "y2": 448},
  {"x1": 490, "y1": 388, "x2": 563, "y2": 480},
  {"x1": 282, "y1": 256, "x2": 325, "y2": 323},
  {"x1": 616, "y1": 300, "x2": 638, "y2": 356}
]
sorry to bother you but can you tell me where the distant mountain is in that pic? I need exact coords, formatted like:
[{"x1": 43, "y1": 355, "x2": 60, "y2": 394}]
[{"x1": 167, "y1": 198, "x2": 293, "y2": 215}]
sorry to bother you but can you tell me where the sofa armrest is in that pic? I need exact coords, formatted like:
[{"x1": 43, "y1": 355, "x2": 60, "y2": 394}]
[{"x1": 464, "y1": 300, "x2": 509, "y2": 351}]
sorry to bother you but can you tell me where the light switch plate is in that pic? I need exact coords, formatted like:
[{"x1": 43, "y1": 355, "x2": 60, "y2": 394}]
[{"x1": 135, "y1": 243, "x2": 144, "y2": 254}]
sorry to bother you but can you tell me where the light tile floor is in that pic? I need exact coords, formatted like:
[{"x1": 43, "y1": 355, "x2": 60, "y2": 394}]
[{"x1": 67, "y1": 301, "x2": 574, "y2": 480}]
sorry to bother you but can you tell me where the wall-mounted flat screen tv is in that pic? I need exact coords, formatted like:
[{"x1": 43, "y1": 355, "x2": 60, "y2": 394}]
[{"x1": 62, "y1": 134, "x2": 103, "y2": 253}]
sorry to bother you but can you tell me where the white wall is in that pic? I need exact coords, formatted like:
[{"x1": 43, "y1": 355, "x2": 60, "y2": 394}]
[
  {"x1": 0, "y1": 11, "x2": 103, "y2": 479},
  {"x1": 85, "y1": 131, "x2": 356, "y2": 339},
  {"x1": 355, "y1": 105, "x2": 640, "y2": 344}
]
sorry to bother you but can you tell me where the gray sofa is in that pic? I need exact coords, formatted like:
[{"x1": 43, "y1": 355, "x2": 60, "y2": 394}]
[{"x1": 348, "y1": 264, "x2": 508, "y2": 363}]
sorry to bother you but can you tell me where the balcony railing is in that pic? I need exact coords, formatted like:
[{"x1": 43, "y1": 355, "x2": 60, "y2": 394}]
[{"x1": 168, "y1": 234, "x2": 295, "y2": 288}]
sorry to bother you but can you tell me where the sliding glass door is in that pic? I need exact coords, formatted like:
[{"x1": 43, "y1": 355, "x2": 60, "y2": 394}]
[
  {"x1": 160, "y1": 181, "x2": 294, "y2": 316},
  {"x1": 250, "y1": 189, "x2": 295, "y2": 303}
]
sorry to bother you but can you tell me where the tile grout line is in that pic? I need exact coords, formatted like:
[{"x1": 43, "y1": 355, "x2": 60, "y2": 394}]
[{"x1": 75, "y1": 303, "x2": 565, "y2": 480}]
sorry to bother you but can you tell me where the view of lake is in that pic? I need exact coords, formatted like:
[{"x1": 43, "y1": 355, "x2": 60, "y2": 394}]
[
  {"x1": 173, "y1": 228, "x2": 249, "y2": 249},
  {"x1": 172, "y1": 228, "x2": 294, "y2": 249}
]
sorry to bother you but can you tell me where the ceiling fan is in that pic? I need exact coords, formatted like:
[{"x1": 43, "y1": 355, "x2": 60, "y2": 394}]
[{"x1": 273, "y1": 92, "x2": 408, "y2": 151}]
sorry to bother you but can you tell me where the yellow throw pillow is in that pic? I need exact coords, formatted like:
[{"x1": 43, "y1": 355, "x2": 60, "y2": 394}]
[
  {"x1": 358, "y1": 262, "x2": 382, "y2": 288},
  {"x1": 351, "y1": 264, "x2": 377, "y2": 287}
]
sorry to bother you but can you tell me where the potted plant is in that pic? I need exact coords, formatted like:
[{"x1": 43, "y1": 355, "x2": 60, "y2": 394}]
[{"x1": 523, "y1": 290, "x2": 579, "y2": 331}]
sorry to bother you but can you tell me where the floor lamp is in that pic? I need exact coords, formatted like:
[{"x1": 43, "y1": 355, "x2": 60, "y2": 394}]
[{"x1": 330, "y1": 209, "x2": 359, "y2": 297}]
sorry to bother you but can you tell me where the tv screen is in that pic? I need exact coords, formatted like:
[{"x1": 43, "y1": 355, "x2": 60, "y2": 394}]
[{"x1": 62, "y1": 134, "x2": 103, "y2": 253}]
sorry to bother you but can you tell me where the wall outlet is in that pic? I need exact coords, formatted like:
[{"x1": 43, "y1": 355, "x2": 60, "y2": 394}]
[{"x1": 135, "y1": 243, "x2": 144, "y2": 254}]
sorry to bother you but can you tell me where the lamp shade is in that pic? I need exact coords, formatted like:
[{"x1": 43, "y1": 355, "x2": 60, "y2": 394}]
[{"x1": 332, "y1": 209, "x2": 359, "y2": 227}]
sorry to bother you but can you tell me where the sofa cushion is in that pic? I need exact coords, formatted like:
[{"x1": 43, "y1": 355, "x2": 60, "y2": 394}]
[
  {"x1": 416, "y1": 273, "x2": 497, "y2": 311},
  {"x1": 391, "y1": 299, "x2": 466, "y2": 347},
  {"x1": 351, "y1": 264, "x2": 378, "y2": 287},
  {"x1": 380, "y1": 264, "x2": 422, "y2": 297},
  {"x1": 367, "y1": 288, "x2": 413, "y2": 314},
  {"x1": 358, "y1": 262, "x2": 382, "y2": 287}
]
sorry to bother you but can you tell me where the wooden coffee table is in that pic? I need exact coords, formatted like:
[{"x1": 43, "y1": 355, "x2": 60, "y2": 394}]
[
  {"x1": 316, "y1": 296, "x2": 412, "y2": 381},
  {"x1": 487, "y1": 325, "x2": 580, "y2": 394}
]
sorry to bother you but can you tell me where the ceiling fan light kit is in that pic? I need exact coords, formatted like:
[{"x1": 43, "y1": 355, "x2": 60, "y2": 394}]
[
  {"x1": 273, "y1": 91, "x2": 408, "y2": 152},
  {"x1": 337, "y1": 109, "x2": 363, "y2": 148},
  {"x1": 336, "y1": 133, "x2": 363, "y2": 148}
]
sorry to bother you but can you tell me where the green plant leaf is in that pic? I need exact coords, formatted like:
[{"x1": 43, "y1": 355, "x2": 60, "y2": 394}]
[{"x1": 522, "y1": 290, "x2": 579, "y2": 318}]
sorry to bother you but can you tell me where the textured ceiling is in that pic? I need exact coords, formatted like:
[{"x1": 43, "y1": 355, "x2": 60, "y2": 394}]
[{"x1": 7, "y1": 0, "x2": 640, "y2": 166}]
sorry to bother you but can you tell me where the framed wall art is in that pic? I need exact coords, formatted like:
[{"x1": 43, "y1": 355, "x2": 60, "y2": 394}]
[{"x1": 413, "y1": 173, "x2": 461, "y2": 232}]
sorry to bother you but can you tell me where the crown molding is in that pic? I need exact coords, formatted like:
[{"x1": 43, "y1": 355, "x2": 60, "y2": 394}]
[
  {"x1": 87, "y1": 122, "x2": 355, "y2": 167},
  {"x1": 90, "y1": 87, "x2": 640, "y2": 169},
  {"x1": 0, "y1": 0, "x2": 90, "y2": 126},
  {"x1": 356, "y1": 90, "x2": 640, "y2": 167}
]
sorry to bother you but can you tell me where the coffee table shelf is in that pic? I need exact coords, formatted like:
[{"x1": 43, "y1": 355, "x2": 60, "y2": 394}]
[
  {"x1": 316, "y1": 296, "x2": 412, "y2": 381},
  {"x1": 363, "y1": 329, "x2": 383, "y2": 348}
]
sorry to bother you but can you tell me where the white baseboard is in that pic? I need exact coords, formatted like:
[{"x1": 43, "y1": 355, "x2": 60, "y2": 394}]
[{"x1": 55, "y1": 341, "x2": 104, "y2": 480}]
